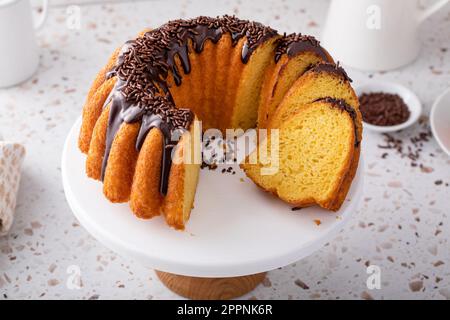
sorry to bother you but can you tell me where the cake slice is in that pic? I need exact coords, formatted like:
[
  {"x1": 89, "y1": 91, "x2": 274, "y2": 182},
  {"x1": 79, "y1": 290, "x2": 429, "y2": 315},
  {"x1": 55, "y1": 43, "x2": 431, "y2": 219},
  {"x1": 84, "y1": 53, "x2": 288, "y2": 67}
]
[
  {"x1": 229, "y1": 34, "x2": 280, "y2": 130},
  {"x1": 257, "y1": 34, "x2": 333, "y2": 128},
  {"x1": 268, "y1": 62, "x2": 359, "y2": 127},
  {"x1": 240, "y1": 98, "x2": 361, "y2": 211},
  {"x1": 162, "y1": 119, "x2": 201, "y2": 229}
]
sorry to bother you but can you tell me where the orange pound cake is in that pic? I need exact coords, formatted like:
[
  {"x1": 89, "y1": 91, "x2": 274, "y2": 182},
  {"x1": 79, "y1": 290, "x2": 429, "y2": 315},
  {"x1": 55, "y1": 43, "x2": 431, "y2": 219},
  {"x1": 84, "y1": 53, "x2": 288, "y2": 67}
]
[{"x1": 78, "y1": 15, "x2": 362, "y2": 229}]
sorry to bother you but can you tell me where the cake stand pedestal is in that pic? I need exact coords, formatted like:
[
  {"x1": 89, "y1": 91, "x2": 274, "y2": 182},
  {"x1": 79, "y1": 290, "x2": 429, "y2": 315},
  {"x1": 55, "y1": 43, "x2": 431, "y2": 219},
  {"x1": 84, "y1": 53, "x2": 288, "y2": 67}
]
[
  {"x1": 62, "y1": 118, "x2": 363, "y2": 300},
  {"x1": 156, "y1": 271, "x2": 266, "y2": 300}
]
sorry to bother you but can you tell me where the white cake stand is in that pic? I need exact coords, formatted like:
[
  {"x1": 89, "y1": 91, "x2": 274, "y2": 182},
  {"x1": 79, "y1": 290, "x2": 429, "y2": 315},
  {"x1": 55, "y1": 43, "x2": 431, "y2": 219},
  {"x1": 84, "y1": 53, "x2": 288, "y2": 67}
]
[{"x1": 62, "y1": 118, "x2": 363, "y2": 299}]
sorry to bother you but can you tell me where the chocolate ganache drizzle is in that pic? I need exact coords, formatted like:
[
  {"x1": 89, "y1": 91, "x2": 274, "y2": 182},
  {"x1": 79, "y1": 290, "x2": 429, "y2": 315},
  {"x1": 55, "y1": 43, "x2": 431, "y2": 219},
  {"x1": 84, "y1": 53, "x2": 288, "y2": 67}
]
[
  {"x1": 311, "y1": 62, "x2": 353, "y2": 83},
  {"x1": 101, "y1": 16, "x2": 278, "y2": 195},
  {"x1": 274, "y1": 33, "x2": 330, "y2": 63}
]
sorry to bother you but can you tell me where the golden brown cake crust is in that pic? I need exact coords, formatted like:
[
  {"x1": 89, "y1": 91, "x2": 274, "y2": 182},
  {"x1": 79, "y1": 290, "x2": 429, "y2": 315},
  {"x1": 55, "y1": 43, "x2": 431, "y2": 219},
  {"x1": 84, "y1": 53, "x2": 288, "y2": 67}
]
[
  {"x1": 86, "y1": 48, "x2": 120, "y2": 101},
  {"x1": 79, "y1": 77, "x2": 116, "y2": 154},
  {"x1": 163, "y1": 156, "x2": 186, "y2": 230},
  {"x1": 329, "y1": 144, "x2": 361, "y2": 211},
  {"x1": 86, "y1": 104, "x2": 110, "y2": 180},
  {"x1": 327, "y1": 105, "x2": 363, "y2": 211},
  {"x1": 103, "y1": 122, "x2": 140, "y2": 203},
  {"x1": 130, "y1": 128, "x2": 164, "y2": 219}
]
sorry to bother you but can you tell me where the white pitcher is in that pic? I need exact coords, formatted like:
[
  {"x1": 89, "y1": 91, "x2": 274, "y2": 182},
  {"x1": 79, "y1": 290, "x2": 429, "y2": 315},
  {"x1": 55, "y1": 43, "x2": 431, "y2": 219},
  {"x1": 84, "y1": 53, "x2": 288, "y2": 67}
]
[
  {"x1": 321, "y1": 0, "x2": 449, "y2": 71},
  {"x1": 0, "y1": 0, "x2": 48, "y2": 88}
]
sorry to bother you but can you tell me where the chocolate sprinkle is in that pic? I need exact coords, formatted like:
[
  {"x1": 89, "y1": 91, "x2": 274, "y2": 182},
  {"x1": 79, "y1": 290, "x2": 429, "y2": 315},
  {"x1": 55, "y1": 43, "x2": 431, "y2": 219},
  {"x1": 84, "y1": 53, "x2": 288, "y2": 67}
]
[
  {"x1": 359, "y1": 92, "x2": 410, "y2": 126},
  {"x1": 377, "y1": 118, "x2": 433, "y2": 168}
]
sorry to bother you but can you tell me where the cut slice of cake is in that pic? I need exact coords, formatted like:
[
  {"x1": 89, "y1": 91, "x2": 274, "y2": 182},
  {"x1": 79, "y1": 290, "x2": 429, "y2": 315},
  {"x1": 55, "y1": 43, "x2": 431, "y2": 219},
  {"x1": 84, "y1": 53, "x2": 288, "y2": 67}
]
[
  {"x1": 78, "y1": 17, "x2": 363, "y2": 230},
  {"x1": 257, "y1": 34, "x2": 333, "y2": 128},
  {"x1": 240, "y1": 98, "x2": 361, "y2": 211},
  {"x1": 229, "y1": 35, "x2": 280, "y2": 130},
  {"x1": 162, "y1": 118, "x2": 201, "y2": 229},
  {"x1": 267, "y1": 62, "x2": 359, "y2": 127}
]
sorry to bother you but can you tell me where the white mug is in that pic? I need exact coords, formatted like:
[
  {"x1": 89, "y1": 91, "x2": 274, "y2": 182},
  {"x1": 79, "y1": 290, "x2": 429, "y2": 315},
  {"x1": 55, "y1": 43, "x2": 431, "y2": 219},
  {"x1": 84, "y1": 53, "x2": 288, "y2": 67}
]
[
  {"x1": 0, "y1": 0, "x2": 48, "y2": 88},
  {"x1": 321, "y1": 0, "x2": 449, "y2": 71}
]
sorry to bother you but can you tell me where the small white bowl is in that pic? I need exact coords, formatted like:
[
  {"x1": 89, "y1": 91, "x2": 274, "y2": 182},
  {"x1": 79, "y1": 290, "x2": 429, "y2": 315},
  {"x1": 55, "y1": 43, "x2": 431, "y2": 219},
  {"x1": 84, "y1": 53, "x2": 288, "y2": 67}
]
[
  {"x1": 430, "y1": 87, "x2": 450, "y2": 157},
  {"x1": 355, "y1": 81, "x2": 422, "y2": 133}
]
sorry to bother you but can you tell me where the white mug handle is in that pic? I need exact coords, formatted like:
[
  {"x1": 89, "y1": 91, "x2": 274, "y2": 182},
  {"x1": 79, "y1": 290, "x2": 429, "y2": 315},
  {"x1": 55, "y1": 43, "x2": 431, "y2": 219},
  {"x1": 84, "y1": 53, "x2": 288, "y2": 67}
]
[
  {"x1": 34, "y1": 0, "x2": 49, "y2": 30},
  {"x1": 419, "y1": 0, "x2": 449, "y2": 23}
]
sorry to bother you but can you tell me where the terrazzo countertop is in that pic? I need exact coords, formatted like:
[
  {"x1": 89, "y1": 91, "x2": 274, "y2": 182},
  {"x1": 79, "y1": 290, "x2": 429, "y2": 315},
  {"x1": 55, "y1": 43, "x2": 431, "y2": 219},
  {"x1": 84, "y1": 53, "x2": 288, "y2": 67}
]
[{"x1": 0, "y1": 0, "x2": 449, "y2": 300}]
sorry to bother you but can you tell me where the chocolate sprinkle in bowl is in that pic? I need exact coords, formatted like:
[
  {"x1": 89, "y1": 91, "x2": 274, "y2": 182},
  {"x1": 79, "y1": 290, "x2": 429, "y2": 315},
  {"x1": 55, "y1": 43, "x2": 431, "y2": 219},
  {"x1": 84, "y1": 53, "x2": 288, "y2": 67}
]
[{"x1": 356, "y1": 81, "x2": 422, "y2": 133}]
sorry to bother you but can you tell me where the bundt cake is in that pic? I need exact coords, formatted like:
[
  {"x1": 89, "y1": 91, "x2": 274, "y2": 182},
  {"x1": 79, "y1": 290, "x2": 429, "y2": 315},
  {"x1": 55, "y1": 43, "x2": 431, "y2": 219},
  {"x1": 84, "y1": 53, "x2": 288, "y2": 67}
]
[{"x1": 78, "y1": 15, "x2": 362, "y2": 230}]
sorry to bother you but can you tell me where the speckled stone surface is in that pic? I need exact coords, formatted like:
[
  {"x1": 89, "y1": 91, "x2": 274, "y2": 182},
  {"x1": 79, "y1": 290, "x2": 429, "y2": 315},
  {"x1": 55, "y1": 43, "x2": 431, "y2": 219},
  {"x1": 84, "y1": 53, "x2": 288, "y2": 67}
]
[{"x1": 0, "y1": 0, "x2": 449, "y2": 300}]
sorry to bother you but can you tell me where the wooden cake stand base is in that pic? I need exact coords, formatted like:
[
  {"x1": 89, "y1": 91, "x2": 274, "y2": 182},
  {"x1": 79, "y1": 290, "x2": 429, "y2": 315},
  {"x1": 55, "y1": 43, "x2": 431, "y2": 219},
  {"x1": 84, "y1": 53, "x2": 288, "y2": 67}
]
[{"x1": 156, "y1": 271, "x2": 266, "y2": 300}]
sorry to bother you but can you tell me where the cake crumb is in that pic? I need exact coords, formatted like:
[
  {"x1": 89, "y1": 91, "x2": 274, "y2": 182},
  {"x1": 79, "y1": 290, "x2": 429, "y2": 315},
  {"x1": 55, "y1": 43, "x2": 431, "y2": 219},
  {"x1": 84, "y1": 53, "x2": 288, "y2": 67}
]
[{"x1": 294, "y1": 279, "x2": 310, "y2": 290}]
